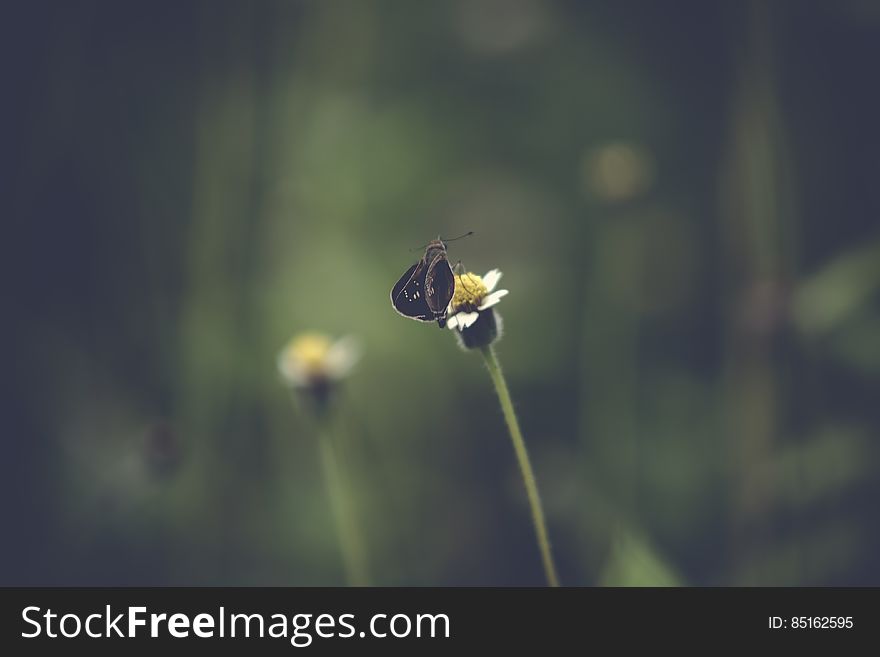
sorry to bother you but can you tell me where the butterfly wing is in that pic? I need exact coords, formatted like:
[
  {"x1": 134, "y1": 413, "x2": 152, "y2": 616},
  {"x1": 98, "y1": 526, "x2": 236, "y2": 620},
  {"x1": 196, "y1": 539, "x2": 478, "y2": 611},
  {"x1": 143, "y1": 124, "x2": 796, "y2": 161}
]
[
  {"x1": 390, "y1": 261, "x2": 433, "y2": 321},
  {"x1": 425, "y1": 256, "x2": 455, "y2": 317}
]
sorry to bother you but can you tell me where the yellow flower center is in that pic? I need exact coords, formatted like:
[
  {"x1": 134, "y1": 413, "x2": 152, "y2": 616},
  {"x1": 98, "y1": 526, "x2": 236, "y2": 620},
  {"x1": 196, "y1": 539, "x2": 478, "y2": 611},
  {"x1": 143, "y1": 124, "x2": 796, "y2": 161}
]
[
  {"x1": 283, "y1": 332, "x2": 332, "y2": 376},
  {"x1": 451, "y1": 272, "x2": 488, "y2": 311}
]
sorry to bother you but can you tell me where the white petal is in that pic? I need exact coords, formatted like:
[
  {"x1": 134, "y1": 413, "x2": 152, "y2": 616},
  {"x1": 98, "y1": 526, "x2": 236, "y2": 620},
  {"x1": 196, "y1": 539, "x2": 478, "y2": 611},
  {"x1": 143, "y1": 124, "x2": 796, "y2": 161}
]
[
  {"x1": 459, "y1": 311, "x2": 480, "y2": 329},
  {"x1": 277, "y1": 353, "x2": 308, "y2": 386},
  {"x1": 478, "y1": 289, "x2": 509, "y2": 310},
  {"x1": 482, "y1": 269, "x2": 502, "y2": 292},
  {"x1": 446, "y1": 314, "x2": 460, "y2": 330},
  {"x1": 325, "y1": 336, "x2": 361, "y2": 378}
]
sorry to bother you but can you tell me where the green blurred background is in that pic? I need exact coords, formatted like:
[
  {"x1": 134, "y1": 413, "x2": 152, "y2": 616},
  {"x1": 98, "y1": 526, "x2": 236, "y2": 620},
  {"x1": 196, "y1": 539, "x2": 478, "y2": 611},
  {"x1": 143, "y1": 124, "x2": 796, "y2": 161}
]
[{"x1": 5, "y1": 0, "x2": 880, "y2": 586}]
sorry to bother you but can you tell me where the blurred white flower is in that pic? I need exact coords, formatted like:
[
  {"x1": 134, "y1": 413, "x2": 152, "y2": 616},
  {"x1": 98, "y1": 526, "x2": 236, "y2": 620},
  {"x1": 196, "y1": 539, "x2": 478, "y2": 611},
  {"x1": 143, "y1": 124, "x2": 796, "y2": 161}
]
[
  {"x1": 278, "y1": 332, "x2": 361, "y2": 389},
  {"x1": 582, "y1": 141, "x2": 654, "y2": 203}
]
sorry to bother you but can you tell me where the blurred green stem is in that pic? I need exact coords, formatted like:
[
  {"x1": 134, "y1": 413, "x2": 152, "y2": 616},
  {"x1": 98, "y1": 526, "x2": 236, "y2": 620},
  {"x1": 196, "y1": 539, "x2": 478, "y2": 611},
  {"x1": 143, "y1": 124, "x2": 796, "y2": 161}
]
[
  {"x1": 480, "y1": 346, "x2": 560, "y2": 587},
  {"x1": 316, "y1": 420, "x2": 370, "y2": 586}
]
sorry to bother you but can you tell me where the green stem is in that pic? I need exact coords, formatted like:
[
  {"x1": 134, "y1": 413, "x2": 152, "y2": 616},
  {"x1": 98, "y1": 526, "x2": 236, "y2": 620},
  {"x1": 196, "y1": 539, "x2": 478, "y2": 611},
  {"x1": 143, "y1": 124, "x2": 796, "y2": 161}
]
[
  {"x1": 317, "y1": 424, "x2": 370, "y2": 586},
  {"x1": 480, "y1": 345, "x2": 560, "y2": 587}
]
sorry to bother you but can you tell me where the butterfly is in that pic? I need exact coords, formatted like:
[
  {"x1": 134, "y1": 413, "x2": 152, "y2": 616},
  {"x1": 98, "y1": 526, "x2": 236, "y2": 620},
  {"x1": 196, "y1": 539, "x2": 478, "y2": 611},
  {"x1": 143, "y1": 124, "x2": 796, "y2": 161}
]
[{"x1": 391, "y1": 236, "x2": 468, "y2": 328}]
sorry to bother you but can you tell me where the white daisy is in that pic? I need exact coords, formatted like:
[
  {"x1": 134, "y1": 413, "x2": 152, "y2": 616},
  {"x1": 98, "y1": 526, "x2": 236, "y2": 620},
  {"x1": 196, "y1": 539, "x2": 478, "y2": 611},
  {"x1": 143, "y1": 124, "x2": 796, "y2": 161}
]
[
  {"x1": 444, "y1": 269, "x2": 510, "y2": 350},
  {"x1": 446, "y1": 269, "x2": 509, "y2": 330},
  {"x1": 278, "y1": 332, "x2": 361, "y2": 388}
]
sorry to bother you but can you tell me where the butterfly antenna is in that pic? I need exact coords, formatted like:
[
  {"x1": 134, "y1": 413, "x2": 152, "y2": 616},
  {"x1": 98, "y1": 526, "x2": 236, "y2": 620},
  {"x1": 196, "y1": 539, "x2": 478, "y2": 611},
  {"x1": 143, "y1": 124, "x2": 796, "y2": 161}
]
[
  {"x1": 442, "y1": 231, "x2": 474, "y2": 243},
  {"x1": 408, "y1": 231, "x2": 473, "y2": 251}
]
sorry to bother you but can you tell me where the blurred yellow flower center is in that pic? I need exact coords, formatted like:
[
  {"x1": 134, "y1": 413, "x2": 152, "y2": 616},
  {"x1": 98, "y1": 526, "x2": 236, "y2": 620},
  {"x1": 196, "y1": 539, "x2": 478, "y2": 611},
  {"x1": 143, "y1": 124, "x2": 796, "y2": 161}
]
[
  {"x1": 284, "y1": 333, "x2": 332, "y2": 375},
  {"x1": 452, "y1": 273, "x2": 488, "y2": 310}
]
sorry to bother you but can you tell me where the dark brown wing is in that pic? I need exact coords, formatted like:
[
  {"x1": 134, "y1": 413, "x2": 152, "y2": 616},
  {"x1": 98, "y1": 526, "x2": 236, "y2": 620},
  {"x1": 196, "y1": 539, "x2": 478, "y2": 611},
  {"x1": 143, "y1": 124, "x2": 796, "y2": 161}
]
[
  {"x1": 425, "y1": 256, "x2": 455, "y2": 316},
  {"x1": 390, "y1": 261, "x2": 433, "y2": 321}
]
